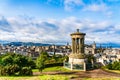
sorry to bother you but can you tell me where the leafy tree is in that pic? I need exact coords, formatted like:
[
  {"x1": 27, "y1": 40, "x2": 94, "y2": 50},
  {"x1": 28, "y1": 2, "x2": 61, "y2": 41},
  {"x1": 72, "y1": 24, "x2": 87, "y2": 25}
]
[
  {"x1": 0, "y1": 53, "x2": 34, "y2": 76},
  {"x1": 2, "y1": 55, "x2": 13, "y2": 66},
  {"x1": 106, "y1": 61, "x2": 120, "y2": 70},
  {"x1": 86, "y1": 54, "x2": 95, "y2": 63},
  {"x1": 19, "y1": 67, "x2": 33, "y2": 76},
  {"x1": 36, "y1": 52, "x2": 48, "y2": 72}
]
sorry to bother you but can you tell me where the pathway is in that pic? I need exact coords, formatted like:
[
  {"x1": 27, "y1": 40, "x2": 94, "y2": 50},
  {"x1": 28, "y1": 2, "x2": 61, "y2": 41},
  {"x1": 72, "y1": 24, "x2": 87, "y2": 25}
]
[{"x1": 33, "y1": 69, "x2": 120, "y2": 79}]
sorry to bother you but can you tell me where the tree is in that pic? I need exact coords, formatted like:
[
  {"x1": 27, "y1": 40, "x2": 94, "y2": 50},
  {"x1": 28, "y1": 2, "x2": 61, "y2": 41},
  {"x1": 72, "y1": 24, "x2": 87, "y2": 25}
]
[
  {"x1": 36, "y1": 52, "x2": 48, "y2": 72},
  {"x1": 0, "y1": 53, "x2": 34, "y2": 76},
  {"x1": 106, "y1": 61, "x2": 120, "y2": 70},
  {"x1": 86, "y1": 54, "x2": 95, "y2": 63}
]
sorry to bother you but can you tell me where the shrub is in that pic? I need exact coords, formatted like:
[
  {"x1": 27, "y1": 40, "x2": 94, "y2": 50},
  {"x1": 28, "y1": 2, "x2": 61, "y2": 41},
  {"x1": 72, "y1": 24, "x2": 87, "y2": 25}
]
[
  {"x1": 19, "y1": 67, "x2": 33, "y2": 76},
  {"x1": 2, "y1": 55, "x2": 13, "y2": 66},
  {"x1": 0, "y1": 64, "x2": 20, "y2": 76},
  {"x1": 106, "y1": 61, "x2": 120, "y2": 70},
  {"x1": 0, "y1": 53, "x2": 34, "y2": 76},
  {"x1": 106, "y1": 63, "x2": 112, "y2": 70},
  {"x1": 45, "y1": 63, "x2": 63, "y2": 68},
  {"x1": 0, "y1": 66, "x2": 6, "y2": 76}
]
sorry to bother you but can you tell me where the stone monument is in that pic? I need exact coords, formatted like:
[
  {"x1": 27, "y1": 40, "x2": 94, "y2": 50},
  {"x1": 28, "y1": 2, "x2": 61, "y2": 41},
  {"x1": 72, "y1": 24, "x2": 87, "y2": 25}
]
[{"x1": 68, "y1": 29, "x2": 86, "y2": 71}]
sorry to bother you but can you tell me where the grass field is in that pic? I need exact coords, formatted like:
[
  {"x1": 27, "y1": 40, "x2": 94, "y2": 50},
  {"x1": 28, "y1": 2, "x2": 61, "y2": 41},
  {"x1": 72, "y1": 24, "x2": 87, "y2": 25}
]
[
  {"x1": 84, "y1": 78, "x2": 120, "y2": 80},
  {"x1": 32, "y1": 66, "x2": 70, "y2": 72},
  {"x1": 0, "y1": 75, "x2": 73, "y2": 80},
  {"x1": 102, "y1": 67, "x2": 120, "y2": 74},
  {"x1": 1, "y1": 76, "x2": 120, "y2": 80},
  {"x1": 105, "y1": 69, "x2": 120, "y2": 74},
  {"x1": 0, "y1": 66, "x2": 73, "y2": 80},
  {"x1": 1, "y1": 66, "x2": 120, "y2": 80}
]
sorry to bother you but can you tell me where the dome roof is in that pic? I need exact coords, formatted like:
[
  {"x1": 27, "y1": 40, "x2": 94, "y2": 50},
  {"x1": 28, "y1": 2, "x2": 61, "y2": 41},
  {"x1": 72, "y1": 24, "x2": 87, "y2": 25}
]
[{"x1": 70, "y1": 29, "x2": 86, "y2": 36}]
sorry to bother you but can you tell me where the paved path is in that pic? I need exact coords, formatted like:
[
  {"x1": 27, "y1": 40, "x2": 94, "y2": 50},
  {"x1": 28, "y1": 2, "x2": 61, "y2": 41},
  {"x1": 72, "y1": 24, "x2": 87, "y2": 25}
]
[
  {"x1": 73, "y1": 69, "x2": 120, "y2": 79},
  {"x1": 33, "y1": 69, "x2": 120, "y2": 79}
]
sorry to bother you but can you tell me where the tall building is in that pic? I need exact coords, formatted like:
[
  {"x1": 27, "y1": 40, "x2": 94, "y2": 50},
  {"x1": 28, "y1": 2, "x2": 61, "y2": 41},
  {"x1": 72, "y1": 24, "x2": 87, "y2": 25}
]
[{"x1": 92, "y1": 41, "x2": 96, "y2": 54}]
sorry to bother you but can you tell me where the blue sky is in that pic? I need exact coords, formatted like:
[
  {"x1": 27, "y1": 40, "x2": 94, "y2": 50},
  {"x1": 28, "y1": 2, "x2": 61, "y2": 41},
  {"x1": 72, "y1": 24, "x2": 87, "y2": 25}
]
[{"x1": 0, "y1": 0, "x2": 120, "y2": 44}]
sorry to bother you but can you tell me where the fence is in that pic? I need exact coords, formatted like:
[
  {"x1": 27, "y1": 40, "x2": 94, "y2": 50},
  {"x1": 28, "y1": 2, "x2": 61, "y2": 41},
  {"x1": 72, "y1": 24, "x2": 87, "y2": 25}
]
[{"x1": 64, "y1": 62, "x2": 84, "y2": 70}]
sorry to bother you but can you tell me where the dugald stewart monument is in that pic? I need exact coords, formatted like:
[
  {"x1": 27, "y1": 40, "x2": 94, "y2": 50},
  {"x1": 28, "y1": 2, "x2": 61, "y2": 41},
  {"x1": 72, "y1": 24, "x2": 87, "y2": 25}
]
[{"x1": 65, "y1": 29, "x2": 87, "y2": 71}]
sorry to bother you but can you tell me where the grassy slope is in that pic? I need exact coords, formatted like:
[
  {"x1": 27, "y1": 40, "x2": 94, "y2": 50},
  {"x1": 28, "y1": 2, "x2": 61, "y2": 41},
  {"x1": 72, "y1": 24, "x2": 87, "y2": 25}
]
[
  {"x1": 1, "y1": 76, "x2": 120, "y2": 80},
  {"x1": 1, "y1": 66, "x2": 120, "y2": 80},
  {"x1": 0, "y1": 75, "x2": 72, "y2": 80},
  {"x1": 102, "y1": 67, "x2": 120, "y2": 74},
  {"x1": 84, "y1": 78, "x2": 120, "y2": 80},
  {"x1": 32, "y1": 66, "x2": 70, "y2": 72},
  {"x1": 105, "y1": 69, "x2": 120, "y2": 74},
  {"x1": 0, "y1": 66, "x2": 73, "y2": 80}
]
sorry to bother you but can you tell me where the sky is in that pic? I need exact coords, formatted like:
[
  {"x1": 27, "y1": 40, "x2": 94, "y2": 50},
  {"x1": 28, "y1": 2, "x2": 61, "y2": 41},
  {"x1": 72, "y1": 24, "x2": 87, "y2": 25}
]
[{"x1": 0, "y1": 0, "x2": 120, "y2": 45}]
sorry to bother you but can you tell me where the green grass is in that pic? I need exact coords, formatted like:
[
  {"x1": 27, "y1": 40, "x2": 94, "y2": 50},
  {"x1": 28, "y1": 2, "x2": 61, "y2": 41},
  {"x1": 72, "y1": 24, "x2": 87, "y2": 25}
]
[
  {"x1": 105, "y1": 69, "x2": 120, "y2": 74},
  {"x1": 1, "y1": 66, "x2": 120, "y2": 80},
  {"x1": 32, "y1": 66, "x2": 70, "y2": 72},
  {"x1": 0, "y1": 76, "x2": 33, "y2": 80},
  {"x1": 83, "y1": 78, "x2": 120, "y2": 80},
  {"x1": 102, "y1": 67, "x2": 120, "y2": 74},
  {"x1": 1, "y1": 76, "x2": 120, "y2": 80},
  {"x1": 39, "y1": 75, "x2": 73, "y2": 80},
  {"x1": 0, "y1": 75, "x2": 75, "y2": 80}
]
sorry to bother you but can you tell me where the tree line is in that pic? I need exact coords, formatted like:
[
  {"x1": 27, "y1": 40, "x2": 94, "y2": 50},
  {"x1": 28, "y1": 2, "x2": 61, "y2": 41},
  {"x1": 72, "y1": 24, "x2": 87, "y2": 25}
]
[{"x1": 0, "y1": 52, "x2": 67, "y2": 76}]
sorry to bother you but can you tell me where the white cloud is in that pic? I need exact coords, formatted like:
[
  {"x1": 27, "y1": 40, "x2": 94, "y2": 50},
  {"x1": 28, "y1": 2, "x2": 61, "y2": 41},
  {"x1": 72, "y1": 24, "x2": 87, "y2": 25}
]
[
  {"x1": 63, "y1": 0, "x2": 109, "y2": 12},
  {"x1": 63, "y1": 0, "x2": 113, "y2": 18},
  {"x1": 106, "y1": 11, "x2": 113, "y2": 18},
  {"x1": 83, "y1": 3, "x2": 108, "y2": 12},
  {"x1": 64, "y1": 0, "x2": 84, "y2": 11},
  {"x1": 0, "y1": 16, "x2": 120, "y2": 44}
]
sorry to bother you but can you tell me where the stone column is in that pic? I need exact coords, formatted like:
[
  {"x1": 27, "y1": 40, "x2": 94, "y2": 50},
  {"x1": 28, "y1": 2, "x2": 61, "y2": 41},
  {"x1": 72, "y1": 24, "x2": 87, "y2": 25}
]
[
  {"x1": 76, "y1": 38, "x2": 79, "y2": 54},
  {"x1": 79, "y1": 38, "x2": 81, "y2": 53},
  {"x1": 83, "y1": 62, "x2": 86, "y2": 71},
  {"x1": 80, "y1": 38, "x2": 82, "y2": 53},
  {"x1": 71, "y1": 58, "x2": 73, "y2": 70},
  {"x1": 75, "y1": 38, "x2": 77, "y2": 54},
  {"x1": 72, "y1": 38, "x2": 74, "y2": 53},
  {"x1": 80, "y1": 38, "x2": 84, "y2": 53},
  {"x1": 73, "y1": 38, "x2": 75, "y2": 53},
  {"x1": 71, "y1": 62, "x2": 73, "y2": 70}
]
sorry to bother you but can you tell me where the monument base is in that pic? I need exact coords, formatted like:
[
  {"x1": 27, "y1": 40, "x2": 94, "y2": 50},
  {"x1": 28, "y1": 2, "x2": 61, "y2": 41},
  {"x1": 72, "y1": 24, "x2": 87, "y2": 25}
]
[
  {"x1": 64, "y1": 54, "x2": 87, "y2": 71},
  {"x1": 69, "y1": 57, "x2": 86, "y2": 71}
]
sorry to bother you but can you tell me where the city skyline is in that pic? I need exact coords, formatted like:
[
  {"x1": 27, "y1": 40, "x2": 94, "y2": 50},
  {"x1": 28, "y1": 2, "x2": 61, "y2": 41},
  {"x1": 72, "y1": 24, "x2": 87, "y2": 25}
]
[{"x1": 0, "y1": 0, "x2": 120, "y2": 45}]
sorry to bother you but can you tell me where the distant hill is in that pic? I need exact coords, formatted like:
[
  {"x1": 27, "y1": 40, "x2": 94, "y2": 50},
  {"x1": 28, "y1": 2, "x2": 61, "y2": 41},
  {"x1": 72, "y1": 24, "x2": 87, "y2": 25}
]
[
  {"x1": 2, "y1": 42, "x2": 51, "y2": 46},
  {"x1": 96, "y1": 43, "x2": 120, "y2": 48},
  {"x1": 0, "y1": 41, "x2": 119, "y2": 48}
]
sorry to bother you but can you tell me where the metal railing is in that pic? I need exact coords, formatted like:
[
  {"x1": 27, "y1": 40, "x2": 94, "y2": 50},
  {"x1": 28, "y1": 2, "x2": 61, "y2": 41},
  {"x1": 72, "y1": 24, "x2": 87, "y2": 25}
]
[{"x1": 64, "y1": 62, "x2": 84, "y2": 70}]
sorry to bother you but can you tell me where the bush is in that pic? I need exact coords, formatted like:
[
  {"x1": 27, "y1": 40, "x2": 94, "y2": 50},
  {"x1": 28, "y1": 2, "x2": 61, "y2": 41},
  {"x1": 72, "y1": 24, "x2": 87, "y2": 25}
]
[
  {"x1": 0, "y1": 64, "x2": 20, "y2": 76},
  {"x1": 45, "y1": 63, "x2": 63, "y2": 68},
  {"x1": 0, "y1": 53, "x2": 34, "y2": 76},
  {"x1": 19, "y1": 67, "x2": 33, "y2": 76},
  {"x1": 36, "y1": 52, "x2": 66, "y2": 72},
  {"x1": 0, "y1": 66, "x2": 7, "y2": 76},
  {"x1": 106, "y1": 63, "x2": 112, "y2": 70},
  {"x1": 106, "y1": 61, "x2": 120, "y2": 70}
]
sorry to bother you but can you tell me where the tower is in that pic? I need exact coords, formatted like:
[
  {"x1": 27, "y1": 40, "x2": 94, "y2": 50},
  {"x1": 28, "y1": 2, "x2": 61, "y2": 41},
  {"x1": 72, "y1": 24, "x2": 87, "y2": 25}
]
[
  {"x1": 68, "y1": 29, "x2": 86, "y2": 71},
  {"x1": 92, "y1": 41, "x2": 96, "y2": 54}
]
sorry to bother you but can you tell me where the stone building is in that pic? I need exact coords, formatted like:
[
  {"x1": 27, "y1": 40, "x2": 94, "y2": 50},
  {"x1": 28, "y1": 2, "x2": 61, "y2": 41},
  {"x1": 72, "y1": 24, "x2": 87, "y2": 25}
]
[{"x1": 92, "y1": 41, "x2": 96, "y2": 54}]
